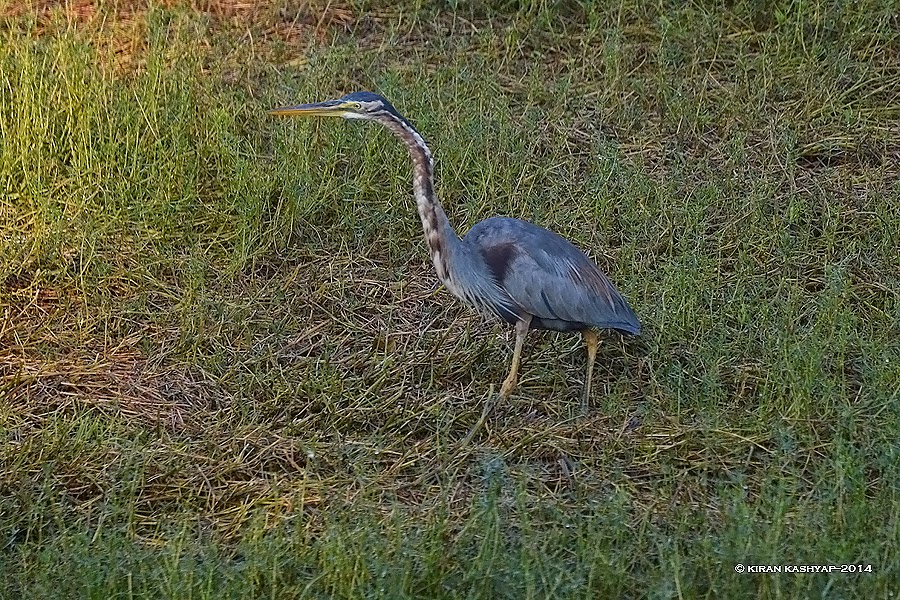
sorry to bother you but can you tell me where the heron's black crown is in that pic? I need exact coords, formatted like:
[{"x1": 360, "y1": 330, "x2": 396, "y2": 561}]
[
  {"x1": 340, "y1": 91, "x2": 420, "y2": 133},
  {"x1": 340, "y1": 91, "x2": 391, "y2": 106}
]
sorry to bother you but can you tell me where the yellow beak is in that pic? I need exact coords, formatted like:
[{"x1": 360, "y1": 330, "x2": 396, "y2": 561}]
[{"x1": 268, "y1": 100, "x2": 350, "y2": 118}]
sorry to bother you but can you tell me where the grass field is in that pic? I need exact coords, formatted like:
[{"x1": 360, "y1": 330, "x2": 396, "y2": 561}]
[{"x1": 1, "y1": 0, "x2": 899, "y2": 597}]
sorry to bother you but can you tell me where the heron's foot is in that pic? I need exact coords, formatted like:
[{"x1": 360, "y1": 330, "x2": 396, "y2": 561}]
[
  {"x1": 460, "y1": 386, "x2": 495, "y2": 447},
  {"x1": 460, "y1": 375, "x2": 517, "y2": 447},
  {"x1": 581, "y1": 387, "x2": 591, "y2": 415},
  {"x1": 499, "y1": 375, "x2": 517, "y2": 398}
]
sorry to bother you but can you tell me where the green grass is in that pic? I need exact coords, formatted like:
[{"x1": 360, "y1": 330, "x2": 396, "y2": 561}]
[{"x1": 1, "y1": 0, "x2": 899, "y2": 597}]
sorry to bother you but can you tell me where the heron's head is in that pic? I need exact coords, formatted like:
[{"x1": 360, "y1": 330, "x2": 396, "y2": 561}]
[{"x1": 269, "y1": 91, "x2": 402, "y2": 123}]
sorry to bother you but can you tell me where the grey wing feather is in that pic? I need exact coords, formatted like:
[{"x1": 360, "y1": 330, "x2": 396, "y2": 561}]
[{"x1": 464, "y1": 217, "x2": 640, "y2": 334}]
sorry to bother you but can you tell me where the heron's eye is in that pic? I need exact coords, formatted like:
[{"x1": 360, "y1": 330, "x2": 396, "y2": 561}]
[{"x1": 353, "y1": 102, "x2": 363, "y2": 110}]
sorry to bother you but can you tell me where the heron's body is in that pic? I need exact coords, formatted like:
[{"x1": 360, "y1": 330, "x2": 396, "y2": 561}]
[
  {"x1": 271, "y1": 91, "x2": 639, "y2": 433},
  {"x1": 462, "y1": 216, "x2": 641, "y2": 334}
]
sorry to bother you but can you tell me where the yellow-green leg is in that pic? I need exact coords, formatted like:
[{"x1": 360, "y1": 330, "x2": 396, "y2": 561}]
[
  {"x1": 582, "y1": 329, "x2": 599, "y2": 410},
  {"x1": 500, "y1": 316, "x2": 531, "y2": 398},
  {"x1": 461, "y1": 315, "x2": 531, "y2": 446}
]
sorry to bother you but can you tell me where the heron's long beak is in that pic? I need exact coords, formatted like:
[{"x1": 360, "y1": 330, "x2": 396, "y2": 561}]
[{"x1": 268, "y1": 100, "x2": 350, "y2": 118}]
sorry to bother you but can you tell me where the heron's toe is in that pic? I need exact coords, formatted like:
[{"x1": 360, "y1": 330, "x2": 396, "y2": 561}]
[{"x1": 499, "y1": 378, "x2": 516, "y2": 398}]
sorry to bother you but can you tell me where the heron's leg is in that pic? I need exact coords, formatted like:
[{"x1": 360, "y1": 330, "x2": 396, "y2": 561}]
[
  {"x1": 582, "y1": 329, "x2": 600, "y2": 410},
  {"x1": 500, "y1": 315, "x2": 531, "y2": 398},
  {"x1": 461, "y1": 316, "x2": 531, "y2": 446}
]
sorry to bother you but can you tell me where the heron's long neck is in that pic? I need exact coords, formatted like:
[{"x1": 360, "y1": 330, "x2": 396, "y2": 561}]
[{"x1": 380, "y1": 117, "x2": 461, "y2": 285}]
